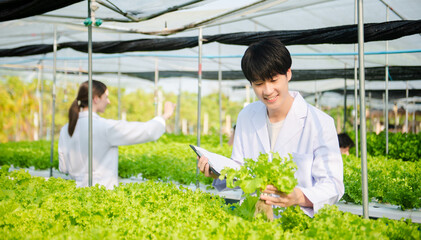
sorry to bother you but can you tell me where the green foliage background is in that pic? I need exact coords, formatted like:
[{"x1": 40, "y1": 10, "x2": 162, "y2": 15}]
[
  {"x1": 0, "y1": 76, "x2": 243, "y2": 142},
  {"x1": 347, "y1": 131, "x2": 421, "y2": 162},
  {"x1": 1, "y1": 75, "x2": 420, "y2": 210},
  {"x1": 1, "y1": 134, "x2": 420, "y2": 210}
]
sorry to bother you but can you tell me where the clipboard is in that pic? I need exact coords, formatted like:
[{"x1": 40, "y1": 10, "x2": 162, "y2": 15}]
[{"x1": 189, "y1": 144, "x2": 220, "y2": 176}]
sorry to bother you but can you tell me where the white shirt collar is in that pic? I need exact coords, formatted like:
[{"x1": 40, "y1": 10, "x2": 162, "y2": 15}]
[{"x1": 78, "y1": 111, "x2": 100, "y2": 119}]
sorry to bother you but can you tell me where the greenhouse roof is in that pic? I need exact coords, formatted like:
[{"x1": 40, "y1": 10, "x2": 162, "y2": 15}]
[{"x1": 0, "y1": 0, "x2": 420, "y2": 97}]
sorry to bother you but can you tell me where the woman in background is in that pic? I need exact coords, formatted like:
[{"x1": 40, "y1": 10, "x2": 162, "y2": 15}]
[{"x1": 58, "y1": 80, "x2": 175, "y2": 189}]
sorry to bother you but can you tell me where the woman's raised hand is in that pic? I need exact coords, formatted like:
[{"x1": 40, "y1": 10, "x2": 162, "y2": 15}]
[{"x1": 162, "y1": 101, "x2": 176, "y2": 120}]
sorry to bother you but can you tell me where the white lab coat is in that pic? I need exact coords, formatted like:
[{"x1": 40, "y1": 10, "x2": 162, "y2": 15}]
[
  {"x1": 214, "y1": 91, "x2": 344, "y2": 217},
  {"x1": 58, "y1": 111, "x2": 166, "y2": 190}
]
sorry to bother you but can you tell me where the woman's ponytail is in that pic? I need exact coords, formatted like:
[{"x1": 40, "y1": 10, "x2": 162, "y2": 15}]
[
  {"x1": 67, "y1": 80, "x2": 107, "y2": 137},
  {"x1": 68, "y1": 99, "x2": 80, "y2": 136}
]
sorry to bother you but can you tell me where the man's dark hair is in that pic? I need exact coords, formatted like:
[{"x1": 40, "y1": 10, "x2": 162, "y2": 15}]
[
  {"x1": 338, "y1": 133, "x2": 355, "y2": 148},
  {"x1": 241, "y1": 38, "x2": 292, "y2": 83}
]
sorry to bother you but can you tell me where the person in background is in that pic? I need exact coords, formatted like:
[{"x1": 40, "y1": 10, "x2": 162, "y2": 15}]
[
  {"x1": 198, "y1": 38, "x2": 344, "y2": 218},
  {"x1": 338, "y1": 133, "x2": 355, "y2": 155},
  {"x1": 58, "y1": 80, "x2": 175, "y2": 190},
  {"x1": 228, "y1": 124, "x2": 236, "y2": 146}
]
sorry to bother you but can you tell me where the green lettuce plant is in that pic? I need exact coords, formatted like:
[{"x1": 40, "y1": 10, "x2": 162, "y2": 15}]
[{"x1": 220, "y1": 152, "x2": 297, "y2": 221}]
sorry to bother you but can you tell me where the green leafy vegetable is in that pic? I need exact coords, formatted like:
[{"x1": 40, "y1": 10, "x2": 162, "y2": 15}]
[
  {"x1": 1, "y1": 167, "x2": 420, "y2": 239},
  {"x1": 220, "y1": 152, "x2": 297, "y2": 194},
  {"x1": 220, "y1": 152, "x2": 298, "y2": 221}
]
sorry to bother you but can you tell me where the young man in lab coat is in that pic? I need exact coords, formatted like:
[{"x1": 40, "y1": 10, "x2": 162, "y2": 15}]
[{"x1": 198, "y1": 38, "x2": 344, "y2": 217}]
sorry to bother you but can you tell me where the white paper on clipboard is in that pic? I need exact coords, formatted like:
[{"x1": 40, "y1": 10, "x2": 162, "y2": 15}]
[{"x1": 190, "y1": 145, "x2": 241, "y2": 174}]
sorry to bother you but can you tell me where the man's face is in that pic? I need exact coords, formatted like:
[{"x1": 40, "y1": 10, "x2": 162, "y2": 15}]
[
  {"x1": 251, "y1": 69, "x2": 291, "y2": 113},
  {"x1": 95, "y1": 89, "x2": 110, "y2": 113}
]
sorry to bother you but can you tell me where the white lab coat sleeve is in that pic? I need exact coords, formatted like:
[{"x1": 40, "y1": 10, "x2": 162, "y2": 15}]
[
  {"x1": 298, "y1": 117, "x2": 344, "y2": 214},
  {"x1": 58, "y1": 126, "x2": 69, "y2": 174},
  {"x1": 105, "y1": 116, "x2": 166, "y2": 147}
]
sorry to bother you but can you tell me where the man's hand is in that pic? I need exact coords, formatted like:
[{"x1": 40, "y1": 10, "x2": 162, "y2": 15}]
[
  {"x1": 162, "y1": 101, "x2": 176, "y2": 120},
  {"x1": 259, "y1": 185, "x2": 313, "y2": 208},
  {"x1": 197, "y1": 155, "x2": 218, "y2": 179}
]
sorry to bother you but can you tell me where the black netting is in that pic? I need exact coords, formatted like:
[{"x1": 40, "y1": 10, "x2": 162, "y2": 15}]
[
  {"x1": 1, "y1": 20, "x2": 420, "y2": 57},
  {"x1": 0, "y1": 0, "x2": 82, "y2": 22},
  {"x1": 116, "y1": 66, "x2": 421, "y2": 81}
]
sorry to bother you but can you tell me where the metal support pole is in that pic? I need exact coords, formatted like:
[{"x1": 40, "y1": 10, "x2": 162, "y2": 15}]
[
  {"x1": 353, "y1": 0, "x2": 359, "y2": 158},
  {"x1": 39, "y1": 34, "x2": 45, "y2": 141},
  {"x1": 154, "y1": 58, "x2": 159, "y2": 116},
  {"x1": 368, "y1": 92, "x2": 372, "y2": 132},
  {"x1": 314, "y1": 81, "x2": 318, "y2": 109},
  {"x1": 64, "y1": 61, "x2": 68, "y2": 103},
  {"x1": 343, "y1": 64, "x2": 347, "y2": 133},
  {"x1": 412, "y1": 99, "x2": 416, "y2": 133},
  {"x1": 88, "y1": 0, "x2": 93, "y2": 187},
  {"x1": 49, "y1": 25, "x2": 57, "y2": 177},
  {"x1": 118, "y1": 57, "x2": 122, "y2": 120},
  {"x1": 175, "y1": 79, "x2": 181, "y2": 134},
  {"x1": 357, "y1": 0, "x2": 369, "y2": 219},
  {"x1": 385, "y1": 69, "x2": 389, "y2": 152},
  {"x1": 394, "y1": 103, "x2": 398, "y2": 133},
  {"x1": 218, "y1": 26, "x2": 223, "y2": 147},
  {"x1": 218, "y1": 61, "x2": 223, "y2": 147},
  {"x1": 385, "y1": 7, "x2": 389, "y2": 154},
  {"x1": 405, "y1": 81, "x2": 409, "y2": 133},
  {"x1": 196, "y1": 27, "x2": 203, "y2": 189},
  {"x1": 38, "y1": 62, "x2": 44, "y2": 140},
  {"x1": 383, "y1": 93, "x2": 385, "y2": 134}
]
